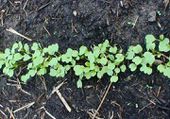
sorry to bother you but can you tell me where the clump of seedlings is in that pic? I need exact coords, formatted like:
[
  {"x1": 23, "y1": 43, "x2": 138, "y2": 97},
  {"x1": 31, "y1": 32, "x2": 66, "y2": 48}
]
[{"x1": 0, "y1": 34, "x2": 169, "y2": 88}]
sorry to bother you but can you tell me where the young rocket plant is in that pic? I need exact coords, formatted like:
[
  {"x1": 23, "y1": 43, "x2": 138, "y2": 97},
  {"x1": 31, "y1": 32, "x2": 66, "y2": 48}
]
[{"x1": 0, "y1": 34, "x2": 170, "y2": 88}]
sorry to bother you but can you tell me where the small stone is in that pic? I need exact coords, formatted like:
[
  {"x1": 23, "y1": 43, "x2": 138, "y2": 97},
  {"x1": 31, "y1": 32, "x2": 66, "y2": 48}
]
[
  {"x1": 73, "y1": 10, "x2": 77, "y2": 16},
  {"x1": 148, "y1": 11, "x2": 157, "y2": 22}
]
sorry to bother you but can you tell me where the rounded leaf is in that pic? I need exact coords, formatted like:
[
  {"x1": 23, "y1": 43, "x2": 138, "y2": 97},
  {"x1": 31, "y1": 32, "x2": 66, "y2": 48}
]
[
  {"x1": 129, "y1": 63, "x2": 137, "y2": 72},
  {"x1": 110, "y1": 75, "x2": 118, "y2": 83},
  {"x1": 133, "y1": 45, "x2": 143, "y2": 54},
  {"x1": 73, "y1": 65, "x2": 84, "y2": 76},
  {"x1": 77, "y1": 79, "x2": 82, "y2": 88},
  {"x1": 79, "y1": 46, "x2": 87, "y2": 55},
  {"x1": 132, "y1": 56, "x2": 142, "y2": 65}
]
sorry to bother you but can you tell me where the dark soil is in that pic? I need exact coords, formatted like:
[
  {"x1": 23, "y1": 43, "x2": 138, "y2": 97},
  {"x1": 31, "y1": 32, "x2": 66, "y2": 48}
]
[{"x1": 0, "y1": 0, "x2": 170, "y2": 119}]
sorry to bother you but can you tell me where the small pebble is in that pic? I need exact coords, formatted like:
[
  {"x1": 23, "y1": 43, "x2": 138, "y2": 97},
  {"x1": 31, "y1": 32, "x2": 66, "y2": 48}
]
[
  {"x1": 148, "y1": 11, "x2": 157, "y2": 22},
  {"x1": 73, "y1": 10, "x2": 77, "y2": 16}
]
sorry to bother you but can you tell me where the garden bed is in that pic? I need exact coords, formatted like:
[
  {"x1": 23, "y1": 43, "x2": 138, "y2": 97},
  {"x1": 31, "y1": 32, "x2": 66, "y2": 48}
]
[{"x1": 0, "y1": 0, "x2": 170, "y2": 119}]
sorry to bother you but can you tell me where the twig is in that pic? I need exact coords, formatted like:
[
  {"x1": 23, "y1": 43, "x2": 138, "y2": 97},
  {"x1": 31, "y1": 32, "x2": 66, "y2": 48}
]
[
  {"x1": 111, "y1": 101, "x2": 123, "y2": 119},
  {"x1": 43, "y1": 26, "x2": 51, "y2": 36},
  {"x1": 156, "y1": 86, "x2": 161, "y2": 97},
  {"x1": 133, "y1": 16, "x2": 139, "y2": 28},
  {"x1": 0, "y1": 10, "x2": 5, "y2": 26},
  {"x1": 6, "y1": 27, "x2": 32, "y2": 41},
  {"x1": 0, "y1": 109, "x2": 8, "y2": 119},
  {"x1": 161, "y1": 53, "x2": 169, "y2": 60},
  {"x1": 87, "y1": 110, "x2": 103, "y2": 119},
  {"x1": 37, "y1": 2, "x2": 51, "y2": 11},
  {"x1": 13, "y1": 102, "x2": 35, "y2": 113},
  {"x1": 0, "y1": 104, "x2": 3, "y2": 108},
  {"x1": 48, "y1": 82, "x2": 64, "y2": 98},
  {"x1": 6, "y1": 107, "x2": 15, "y2": 119},
  {"x1": 163, "y1": 0, "x2": 169, "y2": 10},
  {"x1": 23, "y1": 0, "x2": 29, "y2": 16},
  {"x1": 48, "y1": 81, "x2": 72, "y2": 112},
  {"x1": 108, "y1": 111, "x2": 114, "y2": 119},
  {"x1": 16, "y1": 78, "x2": 31, "y2": 96},
  {"x1": 92, "y1": 82, "x2": 112, "y2": 119},
  {"x1": 18, "y1": 86, "x2": 32, "y2": 96},
  {"x1": 138, "y1": 102, "x2": 152, "y2": 113},
  {"x1": 56, "y1": 89, "x2": 72, "y2": 112},
  {"x1": 44, "y1": 107, "x2": 56, "y2": 119}
]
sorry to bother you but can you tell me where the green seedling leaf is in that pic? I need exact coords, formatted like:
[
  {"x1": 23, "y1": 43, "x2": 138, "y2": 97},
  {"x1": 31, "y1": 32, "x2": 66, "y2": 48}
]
[
  {"x1": 108, "y1": 63, "x2": 115, "y2": 70},
  {"x1": 47, "y1": 44, "x2": 59, "y2": 55},
  {"x1": 159, "y1": 34, "x2": 164, "y2": 40},
  {"x1": 159, "y1": 38, "x2": 170, "y2": 52},
  {"x1": 143, "y1": 52, "x2": 155, "y2": 65},
  {"x1": 28, "y1": 69, "x2": 36, "y2": 77},
  {"x1": 64, "y1": 65, "x2": 71, "y2": 71},
  {"x1": 61, "y1": 54, "x2": 72, "y2": 63},
  {"x1": 32, "y1": 50, "x2": 41, "y2": 58},
  {"x1": 103, "y1": 40, "x2": 109, "y2": 47},
  {"x1": 84, "y1": 67, "x2": 90, "y2": 73},
  {"x1": 140, "y1": 65, "x2": 152, "y2": 75},
  {"x1": 0, "y1": 60, "x2": 4, "y2": 68},
  {"x1": 77, "y1": 79, "x2": 82, "y2": 88},
  {"x1": 115, "y1": 54, "x2": 124, "y2": 64},
  {"x1": 145, "y1": 34, "x2": 156, "y2": 50},
  {"x1": 48, "y1": 58, "x2": 58, "y2": 66},
  {"x1": 21, "y1": 74, "x2": 30, "y2": 83},
  {"x1": 109, "y1": 46, "x2": 117, "y2": 54},
  {"x1": 115, "y1": 67, "x2": 120, "y2": 74},
  {"x1": 129, "y1": 63, "x2": 137, "y2": 72},
  {"x1": 133, "y1": 45, "x2": 143, "y2": 54},
  {"x1": 72, "y1": 50, "x2": 78, "y2": 57},
  {"x1": 157, "y1": 64, "x2": 165, "y2": 73},
  {"x1": 87, "y1": 52, "x2": 95, "y2": 63},
  {"x1": 132, "y1": 56, "x2": 142, "y2": 65},
  {"x1": 18, "y1": 42, "x2": 23, "y2": 51},
  {"x1": 11, "y1": 43, "x2": 18, "y2": 53},
  {"x1": 27, "y1": 63, "x2": 33, "y2": 69},
  {"x1": 23, "y1": 54, "x2": 31, "y2": 61},
  {"x1": 56, "y1": 65, "x2": 65, "y2": 77},
  {"x1": 4, "y1": 48, "x2": 11, "y2": 57},
  {"x1": 101, "y1": 66, "x2": 108, "y2": 74},
  {"x1": 8, "y1": 69, "x2": 14, "y2": 77},
  {"x1": 107, "y1": 69, "x2": 113, "y2": 76},
  {"x1": 3, "y1": 67, "x2": 14, "y2": 77},
  {"x1": 90, "y1": 63, "x2": 95, "y2": 70},
  {"x1": 0, "y1": 53, "x2": 5, "y2": 59},
  {"x1": 99, "y1": 57, "x2": 108, "y2": 65},
  {"x1": 31, "y1": 43, "x2": 39, "y2": 50},
  {"x1": 100, "y1": 40, "x2": 109, "y2": 53},
  {"x1": 24, "y1": 44, "x2": 30, "y2": 53},
  {"x1": 33, "y1": 56, "x2": 44, "y2": 66},
  {"x1": 85, "y1": 71, "x2": 96, "y2": 79},
  {"x1": 14, "y1": 53, "x2": 23, "y2": 61},
  {"x1": 126, "y1": 51, "x2": 135, "y2": 60},
  {"x1": 73, "y1": 65, "x2": 84, "y2": 76},
  {"x1": 110, "y1": 75, "x2": 118, "y2": 83},
  {"x1": 93, "y1": 46, "x2": 100, "y2": 58},
  {"x1": 79, "y1": 46, "x2": 87, "y2": 56},
  {"x1": 37, "y1": 68, "x2": 46, "y2": 75},
  {"x1": 163, "y1": 67, "x2": 170, "y2": 78},
  {"x1": 108, "y1": 54, "x2": 115, "y2": 61},
  {"x1": 97, "y1": 70, "x2": 104, "y2": 79},
  {"x1": 120, "y1": 64, "x2": 126, "y2": 72},
  {"x1": 49, "y1": 68, "x2": 57, "y2": 77},
  {"x1": 12, "y1": 43, "x2": 18, "y2": 50}
]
